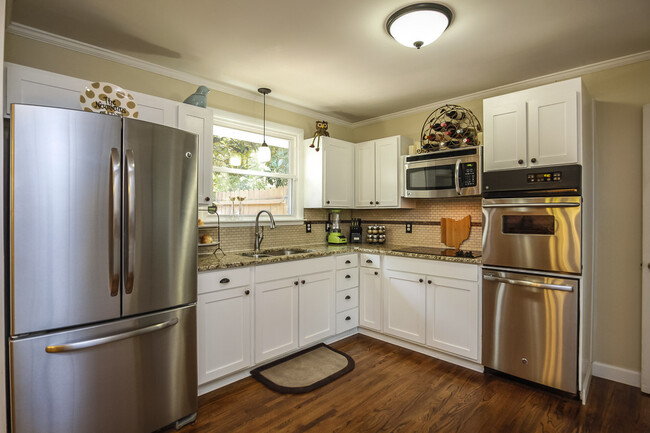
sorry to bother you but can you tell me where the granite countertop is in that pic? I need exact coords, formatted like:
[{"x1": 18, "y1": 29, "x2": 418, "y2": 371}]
[{"x1": 198, "y1": 243, "x2": 481, "y2": 272}]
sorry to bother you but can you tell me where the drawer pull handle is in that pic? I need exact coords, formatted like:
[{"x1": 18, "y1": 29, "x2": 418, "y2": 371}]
[
  {"x1": 345, "y1": 274, "x2": 351, "y2": 279},
  {"x1": 345, "y1": 295, "x2": 351, "y2": 300},
  {"x1": 427, "y1": 280, "x2": 432, "y2": 284},
  {"x1": 301, "y1": 280, "x2": 306, "y2": 285},
  {"x1": 366, "y1": 259, "x2": 373, "y2": 264},
  {"x1": 345, "y1": 260, "x2": 351, "y2": 264},
  {"x1": 374, "y1": 271, "x2": 379, "y2": 275},
  {"x1": 419, "y1": 278, "x2": 424, "y2": 283},
  {"x1": 219, "y1": 278, "x2": 230, "y2": 284},
  {"x1": 244, "y1": 290, "x2": 250, "y2": 295},
  {"x1": 345, "y1": 316, "x2": 351, "y2": 321},
  {"x1": 294, "y1": 281, "x2": 299, "y2": 286}
]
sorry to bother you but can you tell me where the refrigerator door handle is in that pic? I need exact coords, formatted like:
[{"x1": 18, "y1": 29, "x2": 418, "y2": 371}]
[
  {"x1": 125, "y1": 149, "x2": 136, "y2": 294},
  {"x1": 483, "y1": 274, "x2": 574, "y2": 291},
  {"x1": 109, "y1": 148, "x2": 121, "y2": 297},
  {"x1": 45, "y1": 318, "x2": 179, "y2": 353}
]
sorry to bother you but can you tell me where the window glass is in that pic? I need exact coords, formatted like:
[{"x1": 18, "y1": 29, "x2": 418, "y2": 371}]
[{"x1": 212, "y1": 125, "x2": 295, "y2": 217}]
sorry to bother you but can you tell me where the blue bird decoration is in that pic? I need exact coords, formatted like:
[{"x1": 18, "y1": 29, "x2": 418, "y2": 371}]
[{"x1": 183, "y1": 85, "x2": 210, "y2": 108}]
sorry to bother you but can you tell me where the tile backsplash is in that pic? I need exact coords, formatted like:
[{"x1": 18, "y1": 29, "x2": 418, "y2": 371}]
[{"x1": 199, "y1": 198, "x2": 482, "y2": 253}]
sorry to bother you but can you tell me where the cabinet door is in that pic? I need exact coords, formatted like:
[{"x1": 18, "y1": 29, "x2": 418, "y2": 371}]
[
  {"x1": 483, "y1": 99, "x2": 528, "y2": 171},
  {"x1": 383, "y1": 270, "x2": 426, "y2": 344},
  {"x1": 425, "y1": 277, "x2": 479, "y2": 361},
  {"x1": 299, "y1": 271, "x2": 335, "y2": 346},
  {"x1": 323, "y1": 139, "x2": 355, "y2": 207},
  {"x1": 178, "y1": 104, "x2": 214, "y2": 204},
  {"x1": 355, "y1": 141, "x2": 376, "y2": 207},
  {"x1": 528, "y1": 90, "x2": 578, "y2": 167},
  {"x1": 375, "y1": 137, "x2": 400, "y2": 207},
  {"x1": 359, "y1": 267, "x2": 382, "y2": 331},
  {"x1": 197, "y1": 287, "x2": 252, "y2": 384},
  {"x1": 255, "y1": 278, "x2": 299, "y2": 363}
]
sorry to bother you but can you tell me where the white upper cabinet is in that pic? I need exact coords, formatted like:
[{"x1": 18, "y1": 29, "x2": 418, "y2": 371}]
[
  {"x1": 177, "y1": 104, "x2": 214, "y2": 204},
  {"x1": 5, "y1": 63, "x2": 178, "y2": 126},
  {"x1": 304, "y1": 137, "x2": 355, "y2": 208},
  {"x1": 483, "y1": 78, "x2": 582, "y2": 171},
  {"x1": 354, "y1": 135, "x2": 412, "y2": 208}
]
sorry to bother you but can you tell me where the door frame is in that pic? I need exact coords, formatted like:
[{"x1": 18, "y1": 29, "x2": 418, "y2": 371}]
[{"x1": 642, "y1": 103, "x2": 650, "y2": 394}]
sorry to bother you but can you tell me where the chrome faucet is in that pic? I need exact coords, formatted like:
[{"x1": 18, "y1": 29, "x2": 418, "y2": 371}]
[{"x1": 254, "y1": 210, "x2": 276, "y2": 252}]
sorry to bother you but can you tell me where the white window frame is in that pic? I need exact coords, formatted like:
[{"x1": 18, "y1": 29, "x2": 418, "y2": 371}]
[{"x1": 203, "y1": 107, "x2": 304, "y2": 226}]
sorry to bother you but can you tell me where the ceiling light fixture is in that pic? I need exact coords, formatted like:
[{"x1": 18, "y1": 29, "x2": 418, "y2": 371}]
[
  {"x1": 257, "y1": 87, "x2": 272, "y2": 163},
  {"x1": 386, "y1": 3, "x2": 452, "y2": 49}
]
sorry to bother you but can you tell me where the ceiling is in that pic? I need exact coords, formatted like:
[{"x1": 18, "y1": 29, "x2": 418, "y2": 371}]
[{"x1": 7, "y1": 0, "x2": 650, "y2": 123}]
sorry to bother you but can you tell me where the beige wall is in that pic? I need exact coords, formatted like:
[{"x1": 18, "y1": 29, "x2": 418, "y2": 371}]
[
  {"x1": 593, "y1": 102, "x2": 643, "y2": 370},
  {"x1": 5, "y1": 31, "x2": 650, "y2": 373},
  {"x1": 3, "y1": 33, "x2": 356, "y2": 142}
]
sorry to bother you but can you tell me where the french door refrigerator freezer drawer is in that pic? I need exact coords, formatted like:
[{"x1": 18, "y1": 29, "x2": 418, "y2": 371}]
[{"x1": 9, "y1": 306, "x2": 197, "y2": 433}]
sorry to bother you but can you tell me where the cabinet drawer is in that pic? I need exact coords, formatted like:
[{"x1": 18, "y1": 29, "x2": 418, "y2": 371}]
[
  {"x1": 360, "y1": 253, "x2": 380, "y2": 268},
  {"x1": 336, "y1": 269, "x2": 359, "y2": 291},
  {"x1": 198, "y1": 267, "x2": 251, "y2": 294},
  {"x1": 336, "y1": 288, "x2": 359, "y2": 313},
  {"x1": 336, "y1": 308, "x2": 359, "y2": 333},
  {"x1": 336, "y1": 254, "x2": 358, "y2": 269}
]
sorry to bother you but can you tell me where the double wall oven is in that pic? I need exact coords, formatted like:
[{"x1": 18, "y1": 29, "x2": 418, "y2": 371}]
[{"x1": 481, "y1": 165, "x2": 582, "y2": 394}]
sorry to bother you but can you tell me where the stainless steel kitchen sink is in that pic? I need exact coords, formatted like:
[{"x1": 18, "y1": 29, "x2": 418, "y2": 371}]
[
  {"x1": 240, "y1": 252, "x2": 272, "y2": 258},
  {"x1": 263, "y1": 248, "x2": 314, "y2": 256},
  {"x1": 240, "y1": 248, "x2": 314, "y2": 258}
]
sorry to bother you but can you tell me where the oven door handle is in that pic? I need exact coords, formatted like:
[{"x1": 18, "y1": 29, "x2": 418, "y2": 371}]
[
  {"x1": 482, "y1": 202, "x2": 580, "y2": 208},
  {"x1": 483, "y1": 274, "x2": 574, "y2": 292},
  {"x1": 454, "y1": 159, "x2": 461, "y2": 195}
]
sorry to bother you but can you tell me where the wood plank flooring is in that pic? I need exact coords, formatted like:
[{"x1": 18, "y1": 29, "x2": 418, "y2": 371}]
[{"x1": 175, "y1": 335, "x2": 650, "y2": 432}]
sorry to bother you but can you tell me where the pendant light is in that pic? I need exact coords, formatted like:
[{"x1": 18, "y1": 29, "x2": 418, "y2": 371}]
[
  {"x1": 386, "y1": 3, "x2": 452, "y2": 49},
  {"x1": 257, "y1": 87, "x2": 272, "y2": 163}
]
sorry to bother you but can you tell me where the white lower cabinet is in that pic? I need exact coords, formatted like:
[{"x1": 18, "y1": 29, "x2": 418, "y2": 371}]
[
  {"x1": 425, "y1": 276, "x2": 479, "y2": 360},
  {"x1": 254, "y1": 277, "x2": 300, "y2": 363},
  {"x1": 359, "y1": 266, "x2": 382, "y2": 331},
  {"x1": 299, "y1": 271, "x2": 336, "y2": 346},
  {"x1": 382, "y1": 256, "x2": 480, "y2": 361},
  {"x1": 254, "y1": 256, "x2": 335, "y2": 363},
  {"x1": 383, "y1": 269, "x2": 426, "y2": 344},
  {"x1": 197, "y1": 268, "x2": 252, "y2": 385}
]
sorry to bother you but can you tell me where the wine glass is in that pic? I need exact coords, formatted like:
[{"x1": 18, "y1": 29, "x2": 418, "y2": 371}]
[{"x1": 229, "y1": 195, "x2": 236, "y2": 215}]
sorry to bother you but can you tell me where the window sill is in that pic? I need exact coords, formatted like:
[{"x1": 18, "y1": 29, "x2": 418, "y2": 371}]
[{"x1": 199, "y1": 216, "x2": 305, "y2": 228}]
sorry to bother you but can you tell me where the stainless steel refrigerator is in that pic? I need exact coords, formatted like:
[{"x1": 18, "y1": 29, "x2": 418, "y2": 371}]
[{"x1": 8, "y1": 104, "x2": 199, "y2": 433}]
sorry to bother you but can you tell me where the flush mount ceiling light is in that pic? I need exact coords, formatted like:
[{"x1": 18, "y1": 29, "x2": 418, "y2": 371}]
[
  {"x1": 257, "y1": 87, "x2": 272, "y2": 163},
  {"x1": 386, "y1": 3, "x2": 453, "y2": 49}
]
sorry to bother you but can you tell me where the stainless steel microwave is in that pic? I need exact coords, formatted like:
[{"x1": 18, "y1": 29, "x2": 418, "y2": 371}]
[{"x1": 402, "y1": 147, "x2": 482, "y2": 198}]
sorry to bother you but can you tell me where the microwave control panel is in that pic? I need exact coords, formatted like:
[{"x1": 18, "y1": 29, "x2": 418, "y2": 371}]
[
  {"x1": 527, "y1": 171, "x2": 562, "y2": 183},
  {"x1": 460, "y1": 162, "x2": 478, "y2": 187}
]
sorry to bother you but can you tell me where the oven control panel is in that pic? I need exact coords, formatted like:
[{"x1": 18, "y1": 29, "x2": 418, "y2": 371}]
[{"x1": 527, "y1": 171, "x2": 562, "y2": 183}]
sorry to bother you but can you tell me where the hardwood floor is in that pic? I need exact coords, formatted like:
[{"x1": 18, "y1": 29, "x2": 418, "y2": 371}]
[{"x1": 178, "y1": 335, "x2": 650, "y2": 432}]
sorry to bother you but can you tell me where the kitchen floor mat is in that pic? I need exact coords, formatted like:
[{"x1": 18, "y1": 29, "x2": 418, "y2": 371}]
[{"x1": 250, "y1": 343, "x2": 355, "y2": 394}]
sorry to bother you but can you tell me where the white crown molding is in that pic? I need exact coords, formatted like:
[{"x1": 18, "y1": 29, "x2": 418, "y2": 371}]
[
  {"x1": 351, "y1": 50, "x2": 650, "y2": 128},
  {"x1": 6, "y1": 22, "x2": 354, "y2": 127},
  {"x1": 7, "y1": 22, "x2": 650, "y2": 129}
]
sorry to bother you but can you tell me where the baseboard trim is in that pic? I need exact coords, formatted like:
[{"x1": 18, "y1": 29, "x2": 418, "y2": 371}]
[{"x1": 592, "y1": 362, "x2": 640, "y2": 388}]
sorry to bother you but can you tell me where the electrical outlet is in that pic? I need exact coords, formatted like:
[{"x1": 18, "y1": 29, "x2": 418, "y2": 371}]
[
  {"x1": 325, "y1": 222, "x2": 331, "y2": 232},
  {"x1": 305, "y1": 222, "x2": 312, "y2": 233},
  {"x1": 406, "y1": 222, "x2": 412, "y2": 233}
]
